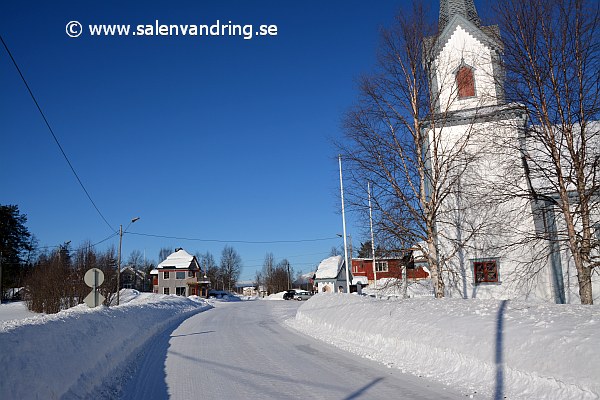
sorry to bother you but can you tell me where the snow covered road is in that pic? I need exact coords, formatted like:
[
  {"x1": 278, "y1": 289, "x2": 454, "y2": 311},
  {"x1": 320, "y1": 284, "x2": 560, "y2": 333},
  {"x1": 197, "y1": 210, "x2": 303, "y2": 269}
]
[{"x1": 120, "y1": 299, "x2": 463, "y2": 400}]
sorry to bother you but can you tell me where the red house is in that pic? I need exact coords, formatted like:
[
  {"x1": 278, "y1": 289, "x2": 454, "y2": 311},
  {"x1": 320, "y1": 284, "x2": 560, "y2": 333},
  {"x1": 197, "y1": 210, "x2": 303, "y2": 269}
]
[{"x1": 351, "y1": 254, "x2": 429, "y2": 286}]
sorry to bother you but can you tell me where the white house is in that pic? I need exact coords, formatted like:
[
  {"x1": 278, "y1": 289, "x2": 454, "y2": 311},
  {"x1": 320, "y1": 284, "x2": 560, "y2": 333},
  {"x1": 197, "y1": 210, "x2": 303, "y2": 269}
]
[
  {"x1": 425, "y1": 0, "x2": 599, "y2": 303},
  {"x1": 314, "y1": 255, "x2": 351, "y2": 293},
  {"x1": 150, "y1": 248, "x2": 207, "y2": 296}
]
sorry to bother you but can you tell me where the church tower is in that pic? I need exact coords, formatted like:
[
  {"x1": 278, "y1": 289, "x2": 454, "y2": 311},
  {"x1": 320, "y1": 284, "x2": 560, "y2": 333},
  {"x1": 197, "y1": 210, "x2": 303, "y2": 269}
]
[
  {"x1": 439, "y1": 0, "x2": 481, "y2": 31},
  {"x1": 430, "y1": 0, "x2": 504, "y2": 113},
  {"x1": 425, "y1": 1, "x2": 555, "y2": 301}
]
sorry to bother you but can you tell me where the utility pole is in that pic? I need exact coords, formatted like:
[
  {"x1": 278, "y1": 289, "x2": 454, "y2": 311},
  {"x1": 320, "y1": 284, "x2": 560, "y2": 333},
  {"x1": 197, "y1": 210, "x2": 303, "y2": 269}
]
[
  {"x1": 117, "y1": 224, "x2": 123, "y2": 306},
  {"x1": 339, "y1": 155, "x2": 351, "y2": 294},
  {"x1": 116, "y1": 217, "x2": 140, "y2": 306}
]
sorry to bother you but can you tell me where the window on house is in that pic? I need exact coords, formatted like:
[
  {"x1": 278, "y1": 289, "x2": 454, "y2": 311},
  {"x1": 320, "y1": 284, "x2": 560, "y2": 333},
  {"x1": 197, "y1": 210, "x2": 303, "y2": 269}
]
[
  {"x1": 473, "y1": 259, "x2": 499, "y2": 284},
  {"x1": 176, "y1": 271, "x2": 185, "y2": 280},
  {"x1": 163, "y1": 287, "x2": 170, "y2": 295},
  {"x1": 456, "y1": 66, "x2": 475, "y2": 98},
  {"x1": 163, "y1": 271, "x2": 170, "y2": 279},
  {"x1": 375, "y1": 261, "x2": 388, "y2": 272},
  {"x1": 188, "y1": 270, "x2": 195, "y2": 278},
  {"x1": 175, "y1": 287, "x2": 186, "y2": 296}
]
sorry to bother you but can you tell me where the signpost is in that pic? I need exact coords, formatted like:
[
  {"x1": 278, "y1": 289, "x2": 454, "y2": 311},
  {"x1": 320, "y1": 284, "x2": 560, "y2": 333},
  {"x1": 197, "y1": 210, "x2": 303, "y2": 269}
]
[{"x1": 84, "y1": 268, "x2": 105, "y2": 308}]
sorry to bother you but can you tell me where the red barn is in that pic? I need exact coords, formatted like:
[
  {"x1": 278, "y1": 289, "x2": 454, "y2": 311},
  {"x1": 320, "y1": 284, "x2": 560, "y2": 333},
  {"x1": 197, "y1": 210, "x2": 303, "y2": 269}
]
[{"x1": 351, "y1": 255, "x2": 429, "y2": 286}]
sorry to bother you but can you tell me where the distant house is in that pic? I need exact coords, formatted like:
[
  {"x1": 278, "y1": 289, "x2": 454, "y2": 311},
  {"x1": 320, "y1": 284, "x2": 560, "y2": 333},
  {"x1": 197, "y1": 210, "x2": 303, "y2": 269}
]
[
  {"x1": 351, "y1": 252, "x2": 429, "y2": 286},
  {"x1": 120, "y1": 266, "x2": 149, "y2": 292},
  {"x1": 150, "y1": 248, "x2": 209, "y2": 296},
  {"x1": 313, "y1": 255, "x2": 351, "y2": 293},
  {"x1": 234, "y1": 281, "x2": 257, "y2": 296},
  {"x1": 293, "y1": 272, "x2": 315, "y2": 292}
]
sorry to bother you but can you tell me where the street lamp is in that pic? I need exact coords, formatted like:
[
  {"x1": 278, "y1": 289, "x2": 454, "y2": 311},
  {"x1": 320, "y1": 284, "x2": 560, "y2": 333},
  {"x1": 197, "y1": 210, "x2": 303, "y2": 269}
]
[
  {"x1": 337, "y1": 233, "x2": 353, "y2": 259},
  {"x1": 116, "y1": 217, "x2": 140, "y2": 305}
]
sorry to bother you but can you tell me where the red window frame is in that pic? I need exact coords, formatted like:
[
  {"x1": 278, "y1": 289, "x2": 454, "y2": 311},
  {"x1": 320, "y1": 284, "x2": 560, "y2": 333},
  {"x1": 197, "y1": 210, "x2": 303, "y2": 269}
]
[{"x1": 473, "y1": 260, "x2": 498, "y2": 284}]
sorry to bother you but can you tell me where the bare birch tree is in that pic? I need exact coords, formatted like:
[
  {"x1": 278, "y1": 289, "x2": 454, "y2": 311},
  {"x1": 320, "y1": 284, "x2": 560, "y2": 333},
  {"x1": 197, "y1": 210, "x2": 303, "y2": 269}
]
[
  {"x1": 339, "y1": 2, "x2": 487, "y2": 298},
  {"x1": 219, "y1": 245, "x2": 242, "y2": 292},
  {"x1": 494, "y1": 0, "x2": 600, "y2": 304},
  {"x1": 198, "y1": 251, "x2": 218, "y2": 289}
]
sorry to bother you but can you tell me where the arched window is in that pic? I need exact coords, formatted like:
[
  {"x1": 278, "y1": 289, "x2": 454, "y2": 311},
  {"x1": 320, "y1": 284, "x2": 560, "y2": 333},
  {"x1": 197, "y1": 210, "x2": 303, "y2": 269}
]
[{"x1": 456, "y1": 66, "x2": 475, "y2": 98}]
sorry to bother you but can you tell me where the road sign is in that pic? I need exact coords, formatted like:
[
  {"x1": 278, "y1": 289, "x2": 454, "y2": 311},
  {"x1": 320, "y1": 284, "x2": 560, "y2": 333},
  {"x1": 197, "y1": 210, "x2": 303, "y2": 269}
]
[
  {"x1": 84, "y1": 290, "x2": 106, "y2": 308},
  {"x1": 84, "y1": 268, "x2": 105, "y2": 308},
  {"x1": 84, "y1": 268, "x2": 104, "y2": 287}
]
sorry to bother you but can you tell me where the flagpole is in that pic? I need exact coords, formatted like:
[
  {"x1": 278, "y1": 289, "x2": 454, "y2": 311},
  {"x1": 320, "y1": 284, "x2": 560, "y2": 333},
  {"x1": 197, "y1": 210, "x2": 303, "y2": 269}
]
[{"x1": 339, "y1": 155, "x2": 350, "y2": 294}]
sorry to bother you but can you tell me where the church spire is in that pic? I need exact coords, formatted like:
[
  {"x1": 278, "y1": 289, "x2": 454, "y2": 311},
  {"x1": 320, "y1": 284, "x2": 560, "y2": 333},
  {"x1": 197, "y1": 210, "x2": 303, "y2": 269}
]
[{"x1": 439, "y1": 0, "x2": 481, "y2": 31}]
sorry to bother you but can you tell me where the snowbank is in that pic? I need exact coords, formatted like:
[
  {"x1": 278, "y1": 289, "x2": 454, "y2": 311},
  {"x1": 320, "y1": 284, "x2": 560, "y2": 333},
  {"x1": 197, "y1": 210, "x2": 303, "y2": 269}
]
[
  {"x1": 0, "y1": 290, "x2": 211, "y2": 399},
  {"x1": 288, "y1": 294, "x2": 600, "y2": 399},
  {"x1": 0, "y1": 301, "x2": 39, "y2": 322},
  {"x1": 264, "y1": 291, "x2": 286, "y2": 300},
  {"x1": 362, "y1": 278, "x2": 435, "y2": 298}
]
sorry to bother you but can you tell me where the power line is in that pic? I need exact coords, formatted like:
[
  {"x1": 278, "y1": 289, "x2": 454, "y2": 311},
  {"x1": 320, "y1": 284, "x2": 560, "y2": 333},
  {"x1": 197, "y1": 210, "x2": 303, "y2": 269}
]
[
  {"x1": 91, "y1": 232, "x2": 119, "y2": 247},
  {"x1": 127, "y1": 231, "x2": 339, "y2": 244},
  {"x1": 36, "y1": 232, "x2": 118, "y2": 252},
  {"x1": 243, "y1": 250, "x2": 332, "y2": 264},
  {"x1": 241, "y1": 261, "x2": 320, "y2": 269},
  {"x1": 0, "y1": 34, "x2": 115, "y2": 232}
]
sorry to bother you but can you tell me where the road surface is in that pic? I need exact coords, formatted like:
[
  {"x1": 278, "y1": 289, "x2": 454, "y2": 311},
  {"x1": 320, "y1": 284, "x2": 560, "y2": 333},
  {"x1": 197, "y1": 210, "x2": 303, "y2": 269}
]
[{"x1": 120, "y1": 299, "x2": 464, "y2": 399}]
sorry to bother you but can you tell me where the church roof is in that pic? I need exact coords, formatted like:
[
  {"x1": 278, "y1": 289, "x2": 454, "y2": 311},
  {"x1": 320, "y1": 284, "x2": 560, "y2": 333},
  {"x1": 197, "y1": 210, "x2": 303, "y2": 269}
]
[
  {"x1": 425, "y1": 2, "x2": 502, "y2": 69},
  {"x1": 439, "y1": 0, "x2": 481, "y2": 31}
]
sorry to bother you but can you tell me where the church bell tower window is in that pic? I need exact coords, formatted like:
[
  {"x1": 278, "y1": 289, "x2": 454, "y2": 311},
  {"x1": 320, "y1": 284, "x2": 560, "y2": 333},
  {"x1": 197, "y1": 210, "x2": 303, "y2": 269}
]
[{"x1": 456, "y1": 66, "x2": 475, "y2": 98}]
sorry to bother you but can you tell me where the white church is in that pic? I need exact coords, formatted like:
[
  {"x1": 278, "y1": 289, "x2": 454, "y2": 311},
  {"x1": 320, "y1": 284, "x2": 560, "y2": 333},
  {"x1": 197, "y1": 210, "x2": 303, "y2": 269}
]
[{"x1": 425, "y1": 0, "x2": 599, "y2": 303}]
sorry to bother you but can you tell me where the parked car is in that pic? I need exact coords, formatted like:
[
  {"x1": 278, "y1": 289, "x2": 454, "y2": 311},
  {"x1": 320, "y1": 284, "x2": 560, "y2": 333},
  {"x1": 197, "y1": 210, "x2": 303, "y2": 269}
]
[
  {"x1": 208, "y1": 290, "x2": 230, "y2": 299},
  {"x1": 283, "y1": 290, "x2": 296, "y2": 300},
  {"x1": 294, "y1": 291, "x2": 313, "y2": 301}
]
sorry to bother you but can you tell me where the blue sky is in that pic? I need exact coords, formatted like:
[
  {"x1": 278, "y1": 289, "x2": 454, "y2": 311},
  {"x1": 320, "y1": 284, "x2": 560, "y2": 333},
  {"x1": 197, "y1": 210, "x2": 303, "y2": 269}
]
[{"x1": 1, "y1": 0, "x2": 446, "y2": 280}]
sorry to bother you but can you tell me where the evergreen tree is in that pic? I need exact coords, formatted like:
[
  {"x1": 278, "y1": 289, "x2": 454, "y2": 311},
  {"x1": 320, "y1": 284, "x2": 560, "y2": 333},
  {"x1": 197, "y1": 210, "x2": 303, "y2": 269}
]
[{"x1": 0, "y1": 204, "x2": 33, "y2": 299}]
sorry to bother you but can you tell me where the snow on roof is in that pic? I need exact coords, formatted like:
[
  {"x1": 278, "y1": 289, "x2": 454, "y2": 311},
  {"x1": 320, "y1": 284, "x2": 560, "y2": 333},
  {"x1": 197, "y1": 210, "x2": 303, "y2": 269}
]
[
  {"x1": 352, "y1": 276, "x2": 369, "y2": 285},
  {"x1": 293, "y1": 271, "x2": 315, "y2": 284},
  {"x1": 315, "y1": 255, "x2": 344, "y2": 279},
  {"x1": 157, "y1": 249, "x2": 197, "y2": 269}
]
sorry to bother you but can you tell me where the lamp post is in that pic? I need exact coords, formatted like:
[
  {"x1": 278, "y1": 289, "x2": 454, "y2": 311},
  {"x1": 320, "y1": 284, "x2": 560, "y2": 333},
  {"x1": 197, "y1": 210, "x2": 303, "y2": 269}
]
[{"x1": 117, "y1": 217, "x2": 140, "y2": 306}]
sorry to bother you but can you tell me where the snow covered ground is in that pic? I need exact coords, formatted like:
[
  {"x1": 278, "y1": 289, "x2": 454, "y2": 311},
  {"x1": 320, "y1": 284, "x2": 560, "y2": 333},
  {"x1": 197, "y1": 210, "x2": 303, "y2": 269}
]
[
  {"x1": 287, "y1": 294, "x2": 600, "y2": 399},
  {"x1": 1, "y1": 290, "x2": 598, "y2": 399},
  {"x1": 0, "y1": 290, "x2": 211, "y2": 399}
]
